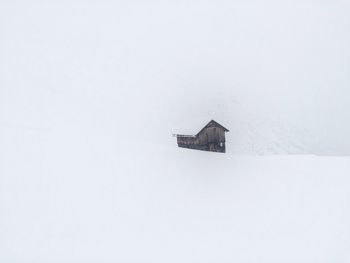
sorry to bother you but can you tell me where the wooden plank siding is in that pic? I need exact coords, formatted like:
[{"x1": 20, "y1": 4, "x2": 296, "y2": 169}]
[{"x1": 175, "y1": 120, "x2": 229, "y2": 153}]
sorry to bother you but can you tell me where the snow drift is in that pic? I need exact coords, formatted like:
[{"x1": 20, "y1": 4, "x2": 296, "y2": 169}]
[{"x1": 1, "y1": 133, "x2": 350, "y2": 262}]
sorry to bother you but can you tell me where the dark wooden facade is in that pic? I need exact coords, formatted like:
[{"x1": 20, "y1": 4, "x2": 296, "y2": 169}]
[{"x1": 175, "y1": 120, "x2": 229, "y2": 153}]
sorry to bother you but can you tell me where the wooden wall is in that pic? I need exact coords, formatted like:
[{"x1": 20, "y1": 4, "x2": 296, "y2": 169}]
[
  {"x1": 176, "y1": 124, "x2": 227, "y2": 153},
  {"x1": 197, "y1": 126, "x2": 226, "y2": 145}
]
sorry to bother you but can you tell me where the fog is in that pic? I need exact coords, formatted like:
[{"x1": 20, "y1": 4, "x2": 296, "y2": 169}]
[
  {"x1": 1, "y1": 0, "x2": 350, "y2": 154},
  {"x1": 2, "y1": 2, "x2": 350, "y2": 262}
]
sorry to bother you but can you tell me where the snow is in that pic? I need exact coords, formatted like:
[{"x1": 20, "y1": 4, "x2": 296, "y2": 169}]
[
  {"x1": 1, "y1": 132, "x2": 350, "y2": 262},
  {"x1": 1, "y1": 0, "x2": 350, "y2": 262}
]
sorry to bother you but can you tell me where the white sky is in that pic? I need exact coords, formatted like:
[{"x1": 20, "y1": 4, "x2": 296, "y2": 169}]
[{"x1": 1, "y1": 0, "x2": 350, "y2": 154}]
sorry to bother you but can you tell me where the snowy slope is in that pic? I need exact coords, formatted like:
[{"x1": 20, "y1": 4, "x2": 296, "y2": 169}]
[{"x1": 1, "y1": 133, "x2": 350, "y2": 262}]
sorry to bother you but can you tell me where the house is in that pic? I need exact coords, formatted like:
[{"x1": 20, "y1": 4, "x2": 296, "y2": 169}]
[{"x1": 174, "y1": 120, "x2": 229, "y2": 153}]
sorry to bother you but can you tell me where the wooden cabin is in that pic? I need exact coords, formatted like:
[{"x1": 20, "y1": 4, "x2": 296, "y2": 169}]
[{"x1": 174, "y1": 120, "x2": 229, "y2": 153}]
